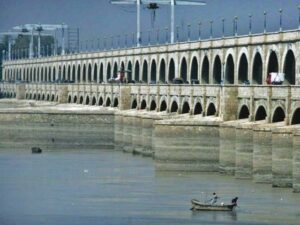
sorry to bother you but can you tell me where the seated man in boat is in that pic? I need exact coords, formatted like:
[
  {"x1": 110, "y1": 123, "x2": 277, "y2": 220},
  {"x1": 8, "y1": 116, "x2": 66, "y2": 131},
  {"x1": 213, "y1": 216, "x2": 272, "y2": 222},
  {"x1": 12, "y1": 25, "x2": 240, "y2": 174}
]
[{"x1": 210, "y1": 192, "x2": 219, "y2": 205}]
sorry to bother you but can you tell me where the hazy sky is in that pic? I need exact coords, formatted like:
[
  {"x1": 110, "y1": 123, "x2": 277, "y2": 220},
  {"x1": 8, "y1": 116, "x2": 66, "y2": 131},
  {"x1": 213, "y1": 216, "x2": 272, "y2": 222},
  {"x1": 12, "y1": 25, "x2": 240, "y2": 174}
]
[{"x1": 0, "y1": 0, "x2": 300, "y2": 45}]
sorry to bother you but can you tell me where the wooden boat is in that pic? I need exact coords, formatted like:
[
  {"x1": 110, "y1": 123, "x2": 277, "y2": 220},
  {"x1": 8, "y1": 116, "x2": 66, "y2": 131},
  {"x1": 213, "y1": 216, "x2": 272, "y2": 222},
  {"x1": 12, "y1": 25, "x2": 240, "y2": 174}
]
[
  {"x1": 190, "y1": 197, "x2": 238, "y2": 211},
  {"x1": 31, "y1": 147, "x2": 42, "y2": 154}
]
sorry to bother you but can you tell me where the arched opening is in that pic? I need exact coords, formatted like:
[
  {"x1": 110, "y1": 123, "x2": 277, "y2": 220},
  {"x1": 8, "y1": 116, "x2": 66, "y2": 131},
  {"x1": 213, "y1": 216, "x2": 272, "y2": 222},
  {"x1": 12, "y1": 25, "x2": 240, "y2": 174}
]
[
  {"x1": 99, "y1": 63, "x2": 104, "y2": 83},
  {"x1": 67, "y1": 65, "x2": 71, "y2": 81},
  {"x1": 82, "y1": 65, "x2": 86, "y2": 82},
  {"x1": 291, "y1": 108, "x2": 300, "y2": 124},
  {"x1": 201, "y1": 56, "x2": 209, "y2": 84},
  {"x1": 255, "y1": 106, "x2": 267, "y2": 121},
  {"x1": 238, "y1": 54, "x2": 248, "y2": 84},
  {"x1": 99, "y1": 97, "x2": 103, "y2": 106},
  {"x1": 207, "y1": 103, "x2": 216, "y2": 116},
  {"x1": 42, "y1": 94, "x2": 45, "y2": 100},
  {"x1": 168, "y1": 58, "x2": 175, "y2": 82},
  {"x1": 131, "y1": 99, "x2": 137, "y2": 109},
  {"x1": 106, "y1": 98, "x2": 111, "y2": 107},
  {"x1": 134, "y1": 61, "x2": 140, "y2": 82},
  {"x1": 79, "y1": 96, "x2": 84, "y2": 104},
  {"x1": 37, "y1": 94, "x2": 41, "y2": 100},
  {"x1": 92, "y1": 97, "x2": 96, "y2": 105},
  {"x1": 170, "y1": 101, "x2": 178, "y2": 113},
  {"x1": 150, "y1": 100, "x2": 156, "y2": 111},
  {"x1": 77, "y1": 65, "x2": 81, "y2": 82},
  {"x1": 272, "y1": 107, "x2": 285, "y2": 123},
  {"x1": 150, "y1": 60, "x2": 156, "y2": 83},
  {"x1": 107, "y1": 63, "x2": 111, "y2": 80},
  {"x1": 182, "y1": 101, "x2": 190, "y2": 114},
  {"x1": 142, "y1": 60, "x2": 148, "y2": 83},
  {"x1": 113, "y1": 98, "x2": 119, "y2": 107},
  {"x1": 68, "y1": 96, "x2": 71, "y2": 103},
  {"x1": 190, "y1": 57, "x2": 198, "y2": 81},
  {"x1": 33, "y1": 94, "x2": 36, "y2": 100},
  {"x1": 62, "y1": 66, "x2": 66, "y2": 81},
  {"x1": 238, "y1": 105, "x2": 250, "y2": 119},
  {"x1": 72, "y1": 65, "x2": 76, "y2": 81},
  {"x1": 252, "y1": 53, "x2": 263, "y2": 84},
  {"x1": 225, "y1": 54, "x2": 234, "y2": 84},
  {"x1": 93, "y1": 64, "x2": 98, "y2": 82},
  {"x1": 127, "y1": 61, "x2": 132, "y2": 82},
  {"x1": 87, "y1": 64, "x2": 92, "y2": 82},
  {"x1": 159, "y1": 59, "x2": 166, "y2": 83},
  {"x1": 140, "y1": 99, "x2": 147, "y2": 109},
  {"x1": 284, "y1": 50, "x2": 295, "y2": 85},
  {"x1": 113, "y1": 62, "x2": 118, "y2": 79},
  {"x1": 194, "y1": 102, "x2": 203, "y2": 115},
  {"x1": 180, "y1": 57, "x2": 187, "y2": 82},
  {"x1": 51, "y1": 94, "x2": 55, "y2": 102},
  {"x1": 47, "y1": 94, "x2": 50, "y2": 101},
  {"x1": 267, "y1": 51, "x2": 278, "y2": 75},
  {"x1": 213, "y1": 55, "x2": 222, "y2": 84},
  {"x1": 73, "y1": 96, "x2": 77, "y2": 103},
  {"x1": 160, "y1": 100, "x2": 167, "y2": 112}
]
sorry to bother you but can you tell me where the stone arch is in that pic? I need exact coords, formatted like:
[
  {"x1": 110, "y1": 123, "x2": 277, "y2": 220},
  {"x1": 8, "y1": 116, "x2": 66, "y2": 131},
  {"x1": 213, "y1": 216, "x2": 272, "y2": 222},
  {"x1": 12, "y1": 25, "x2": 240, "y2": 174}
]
[
  {"x1": 77, "y1": 64, "x2": 81, "y2": 82},
  {"x1": 194, "y1": 101, "x2": 203, "y2": 115},
  {"x1": 160, "y1": 100, "x2": 167, "y2": 111},
  {"x1": 238, "y1": 53, "x2": 248, "y2": 84},
  {"x1": 98, "y1": 96, "x2": 104, "y2": 106},
  {"x1": 131, "y1": 99, "x2": 137, "y2": 109},
  {"x1": 72, "y1": 65, "x2": 76, "y2": 81},
  {"x1": 62, "y1": 65, "x2": 66, "y2": 81},
  {"x1": 150, "y1": 99, "x2": 156, "y2": 111},
  {"x1": 225, "y1": 54, "x2": 234, "y2": 84},
  {"x1": 272, "y1": 106, "x2": 285, "y2": 123},
  {"x1": 291, "y1": 108, "x2": 300, "y2": 125},
  {"x1": 213, "y1": 55, "x2": 222, "y2": 84},
  {"x1": 79, "y1": 96, "x2": 84, "y2": 104},
  {"x1": 201, "y1": 55, "x2": 209, "y2": 84},
  {"x1": 283, "y1": 49, "x2": 295, "y2": 85},
  {"x1": 134, "y1": 60, "x2": 140, "y2": 81},
  {"x1": 107, "y1": 62, "x2": 111, "y2": 79},
  {"x1": 106, "y1": 97, "x2": 111, "y2": 107},
  {"x1": 140, "y1": 99, "x2": 147, "y2": 109},
  {"x1": 238, "y1": 105, "x2": 250, "y2": 119},
  {"x1": 82, "y1": 64, "x2": 87, "y2": 82},
  {"x1": 85, "y1": 96, "x2": 90, "y2": 105},
  {"x1": 159, "y1": 58, "x2": 166, "y2": 83},
  {"x1": 93, "y1": 63, "x2": 98, "y2": 82},
  {"x1": 73, "y1": 95, "x2": 77, "y2": 103},
  {"x1": 47, "y1": 94, "x2": 50, "y2": 101},
  {"x1": 150, "y1": 59, "x2": 157, "y2": 83},
  {"x1": 252, "y1": 52, "x2": 263, "y2": 84},
  {"x1": 113, "y1": 62, "x2": 118, "y2": 78},
  {"x1": 170, "y1": 101, "x2": 178, "y2": 113},
  {"x1": 99, "y1": 63, "x2": 104, "y2": 82},
  {"x1": 67, "y1": 65, "x2": 71, "y2": 81},
  {"x1": 168, "y1": 58, "x2": 175, "y2": 82},
  {"x1": 207, "y1": 102, "x2": 216, "y2": 116},
  {"x1": 87, "y1": 64, "x2": 92, "y2": 82},
  {"x1": 190, "y1": 56, "x2": 198, "y2": 81},
  {"x1": 127, "y1": 61, "x2": 132, "y2": 82},
  {"x1": 92, "y1": 96, "x2": 97, "y2": 105},
  {"x1": 267, "y1": 51, "x2": 279, "y2": 75},
  {"x1": 68, "y1": 95, "x2": 72, "y2": 103},
  {"x1": 113, "y1": 98, "x2": 119, "y2": 107},
  {"x1": 181, "y1": 101, "x2": 190, "y2": 114},
  {"x1": 142, "y1": 60, "x2": 148, "y2": 83},
  {"x1": 255, "y1": 105, "x2": 267, "y2": 121},
  {"x1": 51, "y1": 94, "x2": 55, "y2": 102},
  {"x1": 180, "y1": 57, "x2": 188, "y2": 82}
]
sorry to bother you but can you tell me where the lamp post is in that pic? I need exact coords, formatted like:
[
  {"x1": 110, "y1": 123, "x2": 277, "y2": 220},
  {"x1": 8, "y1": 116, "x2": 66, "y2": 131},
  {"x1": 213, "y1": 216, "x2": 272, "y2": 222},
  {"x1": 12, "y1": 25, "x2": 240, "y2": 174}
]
[
  {"x1": 222, "y1": 18, "x2": 225, "y2": 37},
  {"x1": 298, "y1": 5, "x2": 300, "y2": 29},
  {"x1": 104, "y1": 37, "x2": 107, "y2": 50},
  {"x1": 125, "y1": 34, "x2": 128, "y2": 47},
  {"x1": 210, "y1": 20, "x2": 213, "y2": 39},
  {"x1": 187, "y1": 24, "x2": 191, "y2": 41},
  {"x1": 148, "y1": 30, "x2": 151, "y2": 45},
  {"x1": 176, "y1": 26, "x2": 179, "y2": 42},
  {"x1": 264, "y1": 11, "x2": 267, "y2": 33},
  {"x1": 165, "y1": 27, "x2": 168, "y2": 44},
  {"x1": 156, "y1": 28, "x2": 159, "y2": 44},
  {"x1": 249, "y1": 14, "x2": 252, "y2": 35},
  {"x1": 198, "y1": 22, "x2": 202, "y2": 40},
  {"x1": 279, "y1": 8, "x2": 283, "y2": 31},
  {"x1": 235, "y1": 16, "x2": 238, "y2": 36}
]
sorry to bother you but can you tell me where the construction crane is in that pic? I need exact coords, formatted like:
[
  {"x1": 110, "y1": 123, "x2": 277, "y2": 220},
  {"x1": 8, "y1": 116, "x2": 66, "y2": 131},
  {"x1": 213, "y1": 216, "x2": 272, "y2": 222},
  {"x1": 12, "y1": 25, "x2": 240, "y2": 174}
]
[
  {"x1": 13, "y1": 23, "x2": 68, "y2": 58},
  {"x1": 110, "y1": 0, "x2": 206, "y2": 46},
  {"x1": 0, "y1": 31, "x2": 51, "y2": 60}
]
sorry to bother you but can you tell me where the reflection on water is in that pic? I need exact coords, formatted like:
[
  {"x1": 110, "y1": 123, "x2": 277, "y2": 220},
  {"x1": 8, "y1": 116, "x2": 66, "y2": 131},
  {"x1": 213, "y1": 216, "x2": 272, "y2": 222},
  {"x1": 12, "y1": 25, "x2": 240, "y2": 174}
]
[{"x1": 0, "y1": 149, "x2": 300, "y2": 225}]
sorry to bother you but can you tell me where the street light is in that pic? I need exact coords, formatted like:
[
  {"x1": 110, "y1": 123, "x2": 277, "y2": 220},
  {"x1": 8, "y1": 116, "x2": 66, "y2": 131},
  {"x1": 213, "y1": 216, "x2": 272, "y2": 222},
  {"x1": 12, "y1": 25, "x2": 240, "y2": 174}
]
[
  {"x1": 249, "y1": 14, "x2": 252, "y2": 35},
  {"x1": 264, "y1": 11, "x2": 267, "y2": 33},
  {"x1": 187, "y1": 24, "x2": 191, "y2": 41},
  {"x1": 222, "y1": 18, "x2": 225, "y2": 37},
  {"x1": 198, "y1": 22, "x2": 202, "y2": 40},
  {"x1": 210, "y1": 20, "x2": 213, "y2": 39},
  {"x1": 279, "y1": 8, "x2": 283, "y2": 31},
  {"x1": 235, "y1": 16, "x2": 238, "y2": 36}
]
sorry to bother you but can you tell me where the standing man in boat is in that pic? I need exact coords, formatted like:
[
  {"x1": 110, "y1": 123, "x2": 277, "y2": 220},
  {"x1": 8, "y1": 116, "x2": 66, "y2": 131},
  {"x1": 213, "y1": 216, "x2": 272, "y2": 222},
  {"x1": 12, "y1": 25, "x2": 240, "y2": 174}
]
[{"x1": 210, "y1": 192, "x2": 219, "y2": 204}]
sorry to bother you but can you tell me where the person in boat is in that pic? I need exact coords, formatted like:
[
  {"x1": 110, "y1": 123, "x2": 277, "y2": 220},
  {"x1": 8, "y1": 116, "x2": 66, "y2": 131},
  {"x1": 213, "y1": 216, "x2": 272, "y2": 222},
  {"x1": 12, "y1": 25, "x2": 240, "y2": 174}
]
[
  {"x1": 210, "y1": 192, "x2": 219, "y2": 205},
  {"x1": 231, "y1": 197, "x2": 238, "y2": 205}
]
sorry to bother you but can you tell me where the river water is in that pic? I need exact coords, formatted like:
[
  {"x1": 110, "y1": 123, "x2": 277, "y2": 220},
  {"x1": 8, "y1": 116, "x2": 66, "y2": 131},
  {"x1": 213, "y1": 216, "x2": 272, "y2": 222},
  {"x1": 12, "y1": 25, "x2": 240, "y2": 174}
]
[{"x1": 1, "y1": 149, "x2": 300, "y2": 225}]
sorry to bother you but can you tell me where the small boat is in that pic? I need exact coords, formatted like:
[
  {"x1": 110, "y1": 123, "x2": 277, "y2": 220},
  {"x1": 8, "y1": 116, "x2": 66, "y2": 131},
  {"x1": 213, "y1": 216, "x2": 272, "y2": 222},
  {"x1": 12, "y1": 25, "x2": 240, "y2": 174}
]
[
  {"x1": 191, "y1": 197, "x2": 238, "y2": 211},
  {"x1": 31, "y1": 147, "x2": 42, "y2": 154}
]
